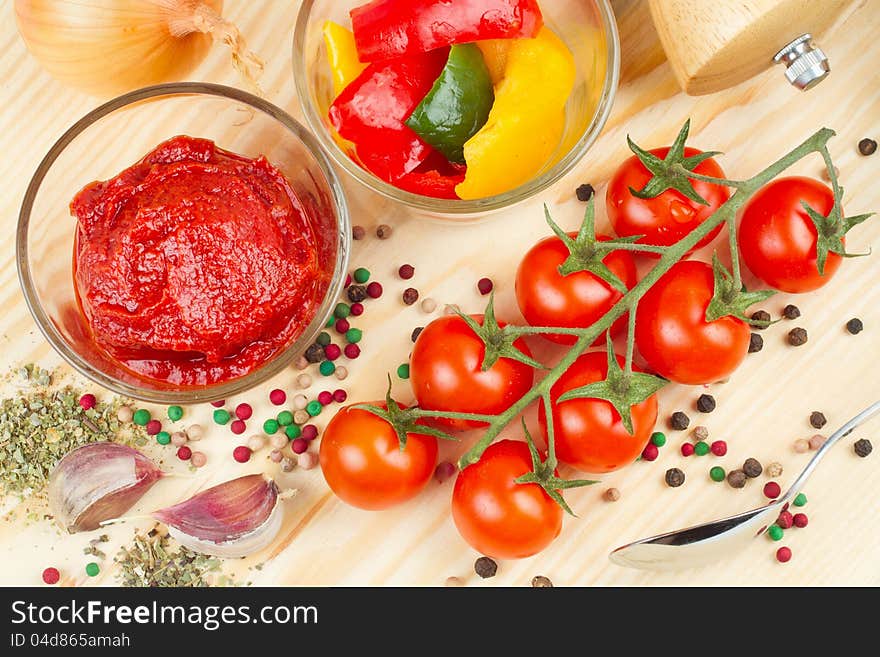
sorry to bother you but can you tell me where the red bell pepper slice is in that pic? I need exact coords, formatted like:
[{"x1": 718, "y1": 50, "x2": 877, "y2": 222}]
[
  {"x1": 395, "y1": 153, "x2": 466, "y2": 199},
  {"x1": 351, "y1": 0, "x2": 543, "y2": 63},
  {"x1": 328, "y1": 49, "x2": 449, "y2": 182}
]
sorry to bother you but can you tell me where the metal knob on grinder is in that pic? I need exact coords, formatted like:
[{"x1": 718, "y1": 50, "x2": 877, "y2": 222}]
[{"x1": 773, "y1": 34, "x2": 831, "y2": 91}]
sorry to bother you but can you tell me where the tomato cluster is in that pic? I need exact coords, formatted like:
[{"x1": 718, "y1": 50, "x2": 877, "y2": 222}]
[{"x1": 320, "y1": 138, "x2": 854, "y2": 561}]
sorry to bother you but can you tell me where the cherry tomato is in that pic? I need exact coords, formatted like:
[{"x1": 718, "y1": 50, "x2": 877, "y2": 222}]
[
  {"x1": 515, "y1": 234, "x2": 638, "y2": 345},
  {"x1": 607, "y1": 147, "x2": 730, "y2": 254},
  {"x1": 538, "y1": 351, "x2": 658, "y2": 473},
  {"x1": 410, "y1": 314, "x2": 534, "y2": 430},
  {"x1": 635, "y1": 260, "x2": 750, "y2": 385},
  {"x1": 452, "y1": 440, "x2": 562, "y2": 559},
  {"x1": 319, "y1": 403, "x2": 438, "y2": 510},
  {"x1": 738, "y1": 177, "x2": 842, "y2": 293}
]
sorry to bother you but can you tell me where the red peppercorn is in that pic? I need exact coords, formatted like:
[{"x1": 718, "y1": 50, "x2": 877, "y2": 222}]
[
  {"x1": 324, "y1": 344, "x2": 342, "y2": 361},
  {"x1": 366, "y1": 281, "x2": 383, "y2": 298},
  {"x1": 477, "y1": 277, "x2": 494, "y2": 295},
  {"x1": 318, "y1": 390, "x2": 333, "y2": 405},
  {"x1": 235, "y1": 403, "x2": 253, "y2": 420},
  {"x1": 42, "y1": 567, "x2": 60, "y2": 585},
  {"x1": 292, "y1": 438, "x2": 309, "y2": 454},
  {"x1": 177, "y1": 446, "x2": 192, "y2": 461},
  {"x1": 145, "y1": 419, "x2": 162, "y2": 436},
  {"x1": 79, "y1": 393, "x2": 96, "y2": 410},
  {"x1": 710, "y1": 440, "x2": 728, "y2": 456},
  {"x1": 333, "y1": 389, "x2": 347, "y2": 403},
  {"x1": 230, "y1": 419, "x2": 246, "y2": 435},
  {"x1": 344, "y1": 273, "x2": 352, "y2": 287},
  {"x1": 269, "y1": 389, "x2": 286, "y2": 406},
  {"x1": 335, "y1": 318, "x2": 351, "y2": 334},
  {"x1": 211, "y1": 400, "x2": 226, "y2": 408},
  {"x1": 777, "y1": 510, "x2": 794, "y2": 529},
  {"x1": 641, "y1": 443, "x2": 659, "y2": 461},
  {"x1": 302, "y1": 425, "x2": 318, "y2": 441},
  {"x1": 793, "y1": 513, "x2": 808, "y2": 528},
  {"x1": 399, "y1": 264, "x2": 415, "y2": 280},
  {"x1": 233, "y1": 445, "x2": 252, "y2": 463},
  {"x1": 350, "y1": 302, "x2": 364, "y2": 316},
  {"x1": 763, "y1": 481, "x2": 782, "y2": 499},
  {"x1": 776, "y1": 546, "x2": 792, "y2": 563},
  {"x1": 681, "y1": 443, "x2": 695, "y2": 457},
  {"x1": 344, "y1": 343, "x2": 361, "y2": 359}
]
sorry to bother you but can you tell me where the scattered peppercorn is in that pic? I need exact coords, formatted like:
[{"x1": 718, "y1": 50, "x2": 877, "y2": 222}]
[
  {"x1": 171, "y1": 431, "x2": 187, "y2": 447},
  {"x1": 709, "y1": 466, "x2": 726, "y2": 482},
  {"x1": 748, "y1": 333, "x2": 764, "y2": 353},
  {"x1": 692, "y1": 426, "x2": 709, "y2": 441},
  {"x1": 603, "y1": 487, "x2": 621, "y2": 502},
  {"x1": 233, "y1": 446, "x2": 252, "y2": 463},
  {"x1": 793, "y1": 493, "x2": 807, "y2": 507},
  {"x1": 696, "y1": 394, "x2": 716, "y2": 413},
  {"x1": 411, "y1": 327, "x2": 424, "y2": 343},
  {"x1": 477, "y1": 278, "x2": 494, "y2": 295},
  {"x1": 421, "y1": 298, "x2": 438, "y2": 313},
  {"x1": 210, "y1": 400, "x2": 225, "y2": 408},
  {"x1": 531, "y1": 575, "x2": 554, "y2": 587},
  {"x1": 398, "y1": 264, "x2": 415, "y2": 280},
  {"x1": 335, "y1": 366, "x2": 349, "y2": 381},
  {"x1": 742, "y1": 458, "x2": 762, "y2": 478},
  {"x1": 317, "y1": 391, "x2": 333, "y2": 406},
  {"x1": 376, "y1": 224, "x2": 392, "y2": 239},
  {"x1": 808, "y1": 434, "x2": 826, "y2": 451},
  {"x1": 235, "y1": 403, "x2": 253, "y2": 421},
  {"x1": 167, "y1": 405, "x2": 184, "y2": 421},
  {"x1": 858, "y1": 137, "x2": 877, "y2": 156},
  {"x1": 145, "y1": 419, "x2": 162, "y2": 436},
  {"x1": 285, "y1": 425, "x2": 302, "y2": 441},
  {"x1": 403, "y1": 287, "x2": 420, "y2": 305},
  {"x1": 788, "y1": 327, "x2": 808, "y2": 346},
  {"x1": 156, "y1": 431, "x2": 171, "y2": 445},
  {"x1": 794, "y1": 438, "x2": 810, "y2": 453},
  {"x1": 767, "y1": 524, "x2": 784, "y2": 541},
  {"x1": 305, "y1": 343, "x2": 325, "y2": 363},
  {"x1": 334, "y1": 303, "x2": 351, "y2": 320},
  {"x1": 846, "y1": 318, "x2": 864, "y2": 335},
  {"x1": 350, "y1": 302, "x2": 364, "y2": 316},
  {"x1": 665, "y1": 468, "x2": 685, "y2": 487},
  {"x1": 333, "y1": 389, "x2": 347, "y2": 403},
  {"x1": 270, "y1": 389, "x2": 286, "y2": 406},
  {"x1": 651, "y1": 432, "x2": 666, "y2": 447},
  {"x1": 117, "y1": 406, "x2": 134, "y2": 423},
  {"x1": 782, "y1": 304, "x2": 801, "y2": 320},
  {"x1": 854, "y1": 438, "x2": 873, "y2": 458},
  {"x1": 475, "y1": 557, "x2": 497, "y2": 579},
  {"x1": 366, "y1": 281, "x2": 383, "y2": 299},
  {"x1": 751, "y1": 310, "x2": 771, "y2": 328},
  {"x1": 292, "y1": 438, "x2": 309, "y2": 455},
  {"x1": 316, "y1": 332, "x2": 331, "y2": 347},
  {"x1": 575, "y1": 183, "x2": 595, "y2": 202},
  {"x1": 324, "y1": 344, "x2": 342, "y2": 361},
  {"x1": 213, "y1": 409, "x2": 231, "y2": 425},
  {"x1": 670, "y1": 411, "x2": 690, "y2": 430},
  {"x1": 302, "y1": 425, "x2": 319, "y2": 441},
  {"x1": 681, "y1": 443, "x2": 695, "y2": 457},
  {"x1": 280, "y1": 457, "x2": 295, "y2": 473},
  {"x1": 776, "y1": 546, "x2": 792, "y2": 563},
  {"x1": 693, "y1": 441, "x2": 710, "y2": 456},
  {"x1": 352, "y1": 225, "x2": 366, "y2": 240},
  {"x1": 777, "y1": 511, "x2": 794, "y2": 529},
  {"x1": 353, "y1": 268, "x2": 371, "y2": 284},
  {"x1": 434, "y1": 461, "x2": 457, "y2": 484},
  {"x1": 79, "y1": 393, "x2": 97, "y2": 410},
  {"x1": 445, "y1": 576, "x2": 464, "y2": 587},
  {"x1": 344, "y1": 344, "x2": 361, "y2": 359},
  {"x1": 810, "y1": 411, "x2": 827, "y2": 429},
  {"x1": 263, "y1": 419, "x2": 279, "y2": 434},
  {"x1": 347, "y1": 284, "x2": 368, "y2": 304},
  {"x1": 177, "y1": 446, "x2": 192, "y2": 461},
  {"x1": 132, "y1": 409, "x2": 151, "y2": 426},
  {"x1": 335, "y1": 318, "x2": 351, "y2": 334},
  {"x1": 766, "y1": 462, "x2": 783, "y2": 478},
  {"x1": 397, "y1": 363, "x2": 411, "y2": 380},
  {"x1": 710, "y1": 440, "x2": 727, "y2": 456},
  {"x1": 85, "y1": 562, "x2": 100, "y2": 577},
  {"x1": 641, "y1": 443, "x2": 659, "y2": 461},
  {"x1": 229, "y1": 420, "x2": 246, "y2": 435},
  {"x1": 793, "y1": 513, "x2": 809, "y2": 528},
  {"x1": 727, "y1": 469, "x2": 747, "y2": 489},
  {"x1": 42, "y1": 567, "x2": 60, "y2": 585},
  {"x1": 763, "y1": 481, "x2": 782, "y2": 499},
  {"x1": 306, "y1": 401, "x2": 322, "y2": 417},
  {"x1": 277, "y1": 411, "x2": 294, "y2": 426}
]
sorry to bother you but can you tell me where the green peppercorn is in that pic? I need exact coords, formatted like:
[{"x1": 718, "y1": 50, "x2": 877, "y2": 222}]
[
  {"x1": 397, "y1": 363, "x2": 411, "y2": 379},
  {"x1": 325, "y1": 316, "x2": 335, "y2": 328},
  {"x1": 167, "y1": 405, "x2": 184, "y2": 422},
  {"x1": 306, "y1": 401, "x2": 322, "y2": 417},
  {"x1": 651, "y1": 432, "x2": 666, "y2": 447},
  {"x1": 213, "y1": 409, "x2": 231, "y2": 425},
  {"x1": 156, "y1": 431, "x2": 171, "y2": 445},
  {"x1": 263, "y1": 419, "x2": 280, "y2": 434},
  {"x1": 345, "y1": 328, "x2": 363, "y2": 344},
  {"x1": 694, "y1": 441, "x2": 710, "y2": 456},
  {"x1": 334, "y1": 303, "x2": 351, "y2": 319},
  {"x1": 316, "y1": 332, "x2": 331, "y2": 346},
  {"x1": 319, "y1": 361, "x2": 336, "y2": 376},
  {"x1": 767, "y1": 524, "x2": 784, "y2": 541},
  {"x1": 132, "y1": 409, "x2": 151, "y2": 426},
  {"x1": 793, "y1": 493, "x2": 808, "y2": 507},
  {"x1": 277, "y1": 411, "x2": 294, "y2": 426},
  {"x1": 285, "y1": 425, "x2": 302, "y2": 440},
  {"x1": 85, "y1": 562, "x2": 100, "y2": 577},
  {"x1": 353, "y1": 267, "x2": 371, "y2": 284},
  {"x1": 709, "y1": 466, "x2": 725, "y2": 482}
]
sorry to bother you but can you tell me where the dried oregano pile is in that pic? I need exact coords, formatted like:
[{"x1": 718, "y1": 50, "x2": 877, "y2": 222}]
[
  {"x1": 0, "y1": 364, "x2": 146, "y2": 498},
  {"x1": 115, "y1": 531, "x2": 232, "y2": 587}
]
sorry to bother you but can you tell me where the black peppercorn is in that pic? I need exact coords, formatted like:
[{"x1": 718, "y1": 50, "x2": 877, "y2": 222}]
[
  {"x1": 782, "y1": 304, "x2": 801, "y2": 320},
  {"x1": 670, "y1": 411, "x2": 690, "y2": 431},
  {"x1": 402, "y1": 287, "x2": 420, "y2": 305},
  {"x1": 751, "y1": 310, "x2": 771, "y2": 329},
  {"x1": 347, "y1": 284, "x2": 367, "y2": 303},
  {"x1": 411, "y1": 327, "x2": 424, "y2": 343},
  {"x1": 788, "y1": 327, "x2": 808, "y2": 346},
  {"x1": 696, "y1": 394, "x2": 716, "y2": 413},
  {"x1": 475, "y1": 556, "x2": 497, "y2": 579},
  {"x1": 854, "y1": 438, "x2": 873, "y2": 458},
  {"x1": 575, "y1": 184, "x2": 595, "y2": 202},
  {"x1": 665, "y1": 468, "x2": 685, "y2": 488},
  {"x1": 376, "y1": 224, "x2": 393, "y2": 239},
  {"x1": 727, "y1": 469, "x2": 747, "y2": 489},
  {"x1": 846, "y1": 318, "x2": 864, "y2": 335},
  {"x1": 304, "y1": 343, "x2": 325, "y2": 363},
  {"x1": 810, "y1": 411, "x2": 827, "y2": 429},
  {"x1": 352, "y1": 225, "x2": 366, "y2": 240},
  {"x1": 749, "y1": 332, "x2": 764, "y2": 353},
  {"x1": 742, "y1": 457, "x2": 763, "y2": 478},
  {"x1": 858, "y1": 138, "x2": 877, "y2": 156},
  {"x1": 531, "y1": 575, "x2": 553, "y2": 587}
]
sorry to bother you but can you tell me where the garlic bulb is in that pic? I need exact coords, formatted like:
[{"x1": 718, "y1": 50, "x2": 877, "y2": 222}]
[
  {"x1": 153, "y1": 474, "x2": 283, "y2": 558},
  {"x1": 14, "y1": 0, "x2": 263, "y2": 97},
  {"x1": 49, "y1": 443, "x2": 163, "y2": 533}
]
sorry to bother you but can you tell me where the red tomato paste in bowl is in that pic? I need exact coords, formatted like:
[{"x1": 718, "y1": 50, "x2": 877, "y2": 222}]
[{"x1": 71, "y1": 135, "x2": 324, "y2": 386}]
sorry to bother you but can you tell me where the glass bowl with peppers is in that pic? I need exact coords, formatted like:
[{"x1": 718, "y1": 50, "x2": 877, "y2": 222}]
[{"x1": 293, "y1": 0, "x2": 620, "y2": 217}]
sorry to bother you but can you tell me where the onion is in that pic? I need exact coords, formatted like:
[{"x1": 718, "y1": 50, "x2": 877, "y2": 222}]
[{"x1": 14, "y1": 0, "x2": 263, "y2": 97}]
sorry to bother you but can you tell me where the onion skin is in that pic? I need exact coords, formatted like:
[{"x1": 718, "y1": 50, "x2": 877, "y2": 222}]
[{"x1": 14, "y1": 0, "x2": 222, "y2": 97}]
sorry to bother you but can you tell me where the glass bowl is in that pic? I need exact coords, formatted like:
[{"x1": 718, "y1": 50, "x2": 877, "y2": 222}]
[
  {"x1": 17, "y1": 83, "x2": 350, "y2": 403},
  {"x1": 293, "y1": 0, "x2": 620, "y2": 218}
]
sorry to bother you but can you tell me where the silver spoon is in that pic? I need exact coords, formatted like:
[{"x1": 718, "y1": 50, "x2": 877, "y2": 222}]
[{"x1": 609, "y1": 400, "x2": 880, "y2": 571}]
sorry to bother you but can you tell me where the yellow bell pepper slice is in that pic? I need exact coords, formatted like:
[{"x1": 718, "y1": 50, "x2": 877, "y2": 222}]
[
  {"x1": 457, "y1": 27, "x2": 576, "y2": 201},
  {"x1": 476, "y1": 39, "x2": 510, "y2": 85},
  {"x1": 323, "y1": 21, "x2": 367, "y2": 96}
]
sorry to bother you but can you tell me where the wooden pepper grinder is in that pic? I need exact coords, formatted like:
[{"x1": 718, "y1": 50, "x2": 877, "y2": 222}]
[{"x1": 648, "y1": 0, "x2": 850, "y2": 95}]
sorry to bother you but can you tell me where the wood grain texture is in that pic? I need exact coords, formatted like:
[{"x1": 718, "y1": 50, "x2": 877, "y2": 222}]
[{"x1": 0, "y1": 0, "x2": 878, "y2": 587}]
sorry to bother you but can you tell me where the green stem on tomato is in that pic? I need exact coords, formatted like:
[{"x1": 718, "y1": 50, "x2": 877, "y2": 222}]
[
  {"x1": 624, "y1": 301, "x2": 637, "y2": 378},
  {"x1": 727, "y1": 214, "x2": 743, "y2": 292},
  {"x1": 410, "y1": 409, "x2": 499, "y2": 423},
  {"x1": 670, "y1": 163, "x2": 747, "y2": 189},
  {"x1": 600, "y1": 241, "x2": 670, "y2": 255}
]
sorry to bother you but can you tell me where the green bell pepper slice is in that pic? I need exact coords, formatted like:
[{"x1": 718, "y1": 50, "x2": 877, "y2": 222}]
[{"x1": 405, "y1": 44, "x2": 494, "y2": 164}]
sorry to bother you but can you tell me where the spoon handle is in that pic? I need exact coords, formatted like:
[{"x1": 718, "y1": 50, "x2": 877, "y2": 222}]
[{"x1": 782, "y1": 400, "x2": 880, "y2": 503}]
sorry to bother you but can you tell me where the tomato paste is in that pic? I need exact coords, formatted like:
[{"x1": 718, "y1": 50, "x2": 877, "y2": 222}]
[{"x1": 71, "y1": 136, "x2": 323, "y2": 386}]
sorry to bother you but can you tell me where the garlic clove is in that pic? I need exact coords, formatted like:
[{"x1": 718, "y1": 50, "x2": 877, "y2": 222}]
[
  {"x1": 49, "y1": 442, "x2": 163, "y2": 533},
  {"x1": 153, "y1": 474, "x2": 282, "y2": 558}
]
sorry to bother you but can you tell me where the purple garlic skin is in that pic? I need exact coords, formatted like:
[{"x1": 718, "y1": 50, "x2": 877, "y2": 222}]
[
  {"x1": 48, "y1": 442, "x2": 162, "y2": 533},
  {"x1": 153, "y1": 474, "x2": 282, "y2": 558}
]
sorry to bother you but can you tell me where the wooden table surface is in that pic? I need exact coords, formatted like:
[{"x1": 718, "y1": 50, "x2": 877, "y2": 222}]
[{"x1": 0, "y1": 0, "x2": 878, "y2": 587}]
